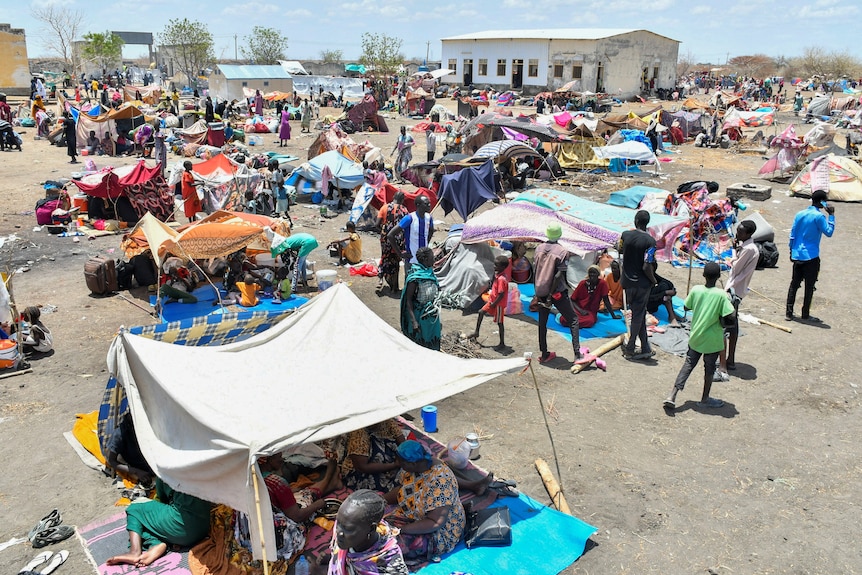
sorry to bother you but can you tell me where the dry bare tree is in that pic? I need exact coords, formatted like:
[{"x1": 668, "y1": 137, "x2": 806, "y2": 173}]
[{"x1": 31, "y1": 5, "x2": 84, "y2": 72}]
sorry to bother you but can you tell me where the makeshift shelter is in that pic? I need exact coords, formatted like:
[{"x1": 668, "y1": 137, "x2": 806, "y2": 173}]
[
  {"x1": 554, "y1": 138, "x2": 608, "y2": 170},
  {"x1": 288, "y1": 150, "x2": 365, "y2": 190},
  {"x1": 346, "y1": 94, "x2": 389, "y2": 132},
  {"x1": 347, "y1": 182, "x2": 438, "y2": 230},
  {"x1": 471, "y1": 140, "x2": 541, "y2": 162},
  {"x1": 123, "y1": 86, "x2": 162, "y2": 105},
  {"x1": 722, "y1": 106, "x2": 775, "y2": 129},
  {"x1": 72, "y1": 160, "x2": 174, "y2": 222},
  {"x1": 511, "y1": 188, "x2": 686, "y2": 261},
  {"x1": 121, "y1": 212, "x2": 270, "y2": 268},
  {"x1": 176, "y1": 119, "x2": 210, "y2": 145},
  {"x1": 106, "y1": 284, "x2": 527, "y2": 560},
  {"x1": 806, "y1": 94, "x2": 832, "y2": 118},
  {"x1": 592, "y1": 141, "x2": 659, "y2": 173},
  {"x1": 189, "y1": 154, "x2": 263, "y2": 211},
  {"x1": 758, "y1": 124, "x2": 806, "y2": 177},
  {"x1": 73, "y1": 103, "x2": 147, "y2": 149},
  {"x1": 461, "y1": 112, "x2": 561, "y2": 154},
  {"x1": 437, "y1": 160, "x2": 499, "y2": 220},
  {"x1": 789, "y1": 154, "x2": 862, "y2": 202},
  {"x1": 663, "y1": 183, "x2": 735, "y2": 268},
  {"x1": 405, "y1": 88, "x2": 435, "y2": 116}
]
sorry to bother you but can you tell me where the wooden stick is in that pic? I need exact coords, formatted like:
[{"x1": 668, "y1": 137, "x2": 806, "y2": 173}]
[
  {"x1": 754, "y1": 316, "x2": 792, "y2": 333},
  {"x1": 535, "y1": 458, "x2": 571, "y2": 515},
  {"x1": 746, "y1": 287, "x2": 784, "y2": 309},
  {"x1": 0, "y1": 368, "x2": 32, "y2": 381},
  {"x1": 251, "y1": 464, "x2": 270, "y2": 575},
  {"x1": 571, "y1": 334, "x2": 624, "y2": 373}
]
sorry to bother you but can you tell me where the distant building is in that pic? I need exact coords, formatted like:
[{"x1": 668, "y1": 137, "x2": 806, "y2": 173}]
[
  {"x1": 208, "y1": 64, "x2": 293, "y2": 101},
  {"x1": 440, "y1": 28, "x2": 679, "y2": 97},
  {"x1": 0, "y1": 23, "x2": 30, "y2": 92}
]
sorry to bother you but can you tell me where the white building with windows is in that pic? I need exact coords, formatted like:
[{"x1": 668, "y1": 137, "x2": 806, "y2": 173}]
[
  {"x1": 440, "y1": 29, "x2": 679, "y2": 97},
  {"x1": 209, "y1": 64, "x2": 293, "y2": 102}
]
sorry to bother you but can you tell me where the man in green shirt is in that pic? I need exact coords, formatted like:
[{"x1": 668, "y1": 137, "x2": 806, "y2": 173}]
[{"x1": 664, "y1": 263, "x2": 735, "y2": 410}]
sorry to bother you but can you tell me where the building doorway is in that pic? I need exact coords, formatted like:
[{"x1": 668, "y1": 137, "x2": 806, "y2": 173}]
[
  {"x1": 463, "y1": 59, "x2": 473, "y2": 87},
  {"x1": 596, "y1": 62, "x2": 604, "y2": 93},
  {"x1": 512, "y1": 59, "x2": 523, "y2": 89}
]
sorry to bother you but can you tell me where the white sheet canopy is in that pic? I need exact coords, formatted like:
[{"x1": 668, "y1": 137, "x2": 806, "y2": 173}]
[{"x1": 107, "y1": 284, "x2": 526, "y2": 559}]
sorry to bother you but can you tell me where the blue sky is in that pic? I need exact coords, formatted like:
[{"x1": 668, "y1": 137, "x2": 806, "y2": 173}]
[{"x1": 14, "y1": 0, "x2": 859, "y2": 66}]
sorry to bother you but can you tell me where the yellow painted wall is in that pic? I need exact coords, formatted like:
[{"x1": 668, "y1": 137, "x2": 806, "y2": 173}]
[{"x1": 0, "y1": 25, "x2": 30, "y2": 88}]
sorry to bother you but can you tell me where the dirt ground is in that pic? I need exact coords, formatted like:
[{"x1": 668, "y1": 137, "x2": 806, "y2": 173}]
[{"x1": 1, "y1": 94, "x2": 861, "y2": 575}]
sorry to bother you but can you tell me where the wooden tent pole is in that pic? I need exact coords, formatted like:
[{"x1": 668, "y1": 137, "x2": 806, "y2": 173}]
[
  {"x1": 251, "y1": 463, "x2": 270, "y2": 575},
  {"x1": 535, "y1": 458, "x2": 571, "y2": 514}
]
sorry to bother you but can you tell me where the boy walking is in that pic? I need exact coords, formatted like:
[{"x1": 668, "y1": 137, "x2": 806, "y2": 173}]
[
  {"x1": 470, "y1": 255, "x2": 510, "y2": 350},
  {"x1": 664, "y1": 263, "x2": 736, "y2": 411}
]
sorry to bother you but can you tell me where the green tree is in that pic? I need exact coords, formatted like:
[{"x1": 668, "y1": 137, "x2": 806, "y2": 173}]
[
  {"x1": 241, "y1": 26, "x2": 289, "y2": 64},
  {"x1": 158, "y1": 18, "x2": 215, "y2": 89},
  {"x1": 320, "y1": 49, "x2": 343, "y2": 64},
  {"x1": 359, "y1": 33, "x2": 404, "y2": 76},
  {"x1": 81, "y1": 32, "x2": 124, "y2": 72}
]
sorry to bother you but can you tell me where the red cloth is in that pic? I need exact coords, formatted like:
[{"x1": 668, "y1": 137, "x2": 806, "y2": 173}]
[
  {"x1": 481, "y1": 273, "x2": 509, "y2": 324},
  {"x1": 182, "y1": 171, "x2": 202, "y2": 218},
  {"x1": 371, "y1": 183, "x2": 438, "y2": 212},
  {"x1": 263, "y1": 472, "x2": 297, "y2": 513},
  {"x1": 569, "y1": 278, "x2": 609, "y2": 328}
]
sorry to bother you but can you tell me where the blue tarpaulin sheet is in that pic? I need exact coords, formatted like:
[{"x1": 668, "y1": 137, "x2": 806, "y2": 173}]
[{"x1": 438, "y1": 160, "x2": 499, "y2": 220}]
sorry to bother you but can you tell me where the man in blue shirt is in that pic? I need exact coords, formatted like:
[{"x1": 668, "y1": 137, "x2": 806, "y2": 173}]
[{"x1": 786, "y1": 190, "x2": 835, "y2": 322}]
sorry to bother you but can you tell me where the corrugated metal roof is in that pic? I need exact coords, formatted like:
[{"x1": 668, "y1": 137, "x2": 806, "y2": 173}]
[
  {"x1": 441, "y1": 28, "x2": 678, "y2": 43},
  {"x1": 216, "y1": 65, "x2": 292, "y2": 80}
]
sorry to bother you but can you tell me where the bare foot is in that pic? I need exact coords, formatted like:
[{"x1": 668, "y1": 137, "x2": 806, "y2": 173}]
[
  {"x1": 136, "y1": 543, "x2": 167, "y2": 567},
  {"x1": 668, "y1": 321, "x2": 681, "y2": 328},
  {"x1": 474, "y1": 473, "x2": 494, "y2": 497},
  {"x1": 106, "y1": 553, "x2": 142, "y2": 566}
]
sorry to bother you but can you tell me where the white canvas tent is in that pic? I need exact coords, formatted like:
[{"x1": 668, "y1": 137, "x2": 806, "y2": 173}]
[{"x1": 107, "y1": 284, "x2": 526, "y2": 560}]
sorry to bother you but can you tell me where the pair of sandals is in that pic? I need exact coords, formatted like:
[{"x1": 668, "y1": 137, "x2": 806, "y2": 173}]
[
  {"x1": 18, "y1": 550, "x2": 69, "y2": 575},
  {"x1": 488, "y1": 476, "x2": 520, "y2": 498},
  {"x1": 28, "y1": 510, "x2": 75, "y2": 549}
]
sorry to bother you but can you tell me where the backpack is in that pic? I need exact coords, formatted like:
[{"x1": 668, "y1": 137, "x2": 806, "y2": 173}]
[{"x1": 756, "y1": 241, "x2": 779, "y2": 269}]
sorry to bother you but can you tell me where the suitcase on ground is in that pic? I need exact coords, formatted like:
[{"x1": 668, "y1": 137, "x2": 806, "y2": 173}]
[{"x1": 84, "y1": 257, "x2": 118, "y2": 295}]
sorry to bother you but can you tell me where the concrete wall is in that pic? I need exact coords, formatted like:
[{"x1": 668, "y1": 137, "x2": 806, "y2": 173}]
[
  {"x1": 442, "y1": 31, "x2": 679, "y2": 97},
  {"x1": 208, "y1": 75, "x2": 293, "y2": 103},
  {"x1": 0, "y1": 24, "x2": 30, "y2": 89}
]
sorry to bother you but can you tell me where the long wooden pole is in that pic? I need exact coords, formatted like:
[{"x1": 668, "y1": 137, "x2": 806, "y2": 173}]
[
  {"x1": 535, "y1": 458, "x2": 571, "y2": 515},
  {"x1": 250, "y1": 463, "x2": 270, "y2": 575},
  {"x1": 753, "y1": 316, "x2": 792, "y2": 333},
  {"x1": 571, "y1": 334, "x2": 624, "y2": 374}
]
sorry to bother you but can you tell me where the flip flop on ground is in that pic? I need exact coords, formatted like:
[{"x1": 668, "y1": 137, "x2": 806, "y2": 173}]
[
  {"x1": 28, "y1": 510, "x2": 62, "y2": 542},
  {"x1": 18, "y1": 551, "x2": 53, "y2": 574},
  {"x1": 39, "y1": 550, "x2": 68, "y2": 575}
]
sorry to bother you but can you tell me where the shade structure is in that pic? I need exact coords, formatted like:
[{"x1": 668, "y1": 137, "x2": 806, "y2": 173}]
[{"x1": 107, "y1": 284, "x2": 527, "y2": 560}]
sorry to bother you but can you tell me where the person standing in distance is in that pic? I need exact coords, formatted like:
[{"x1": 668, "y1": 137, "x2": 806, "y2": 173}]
[
  {"x1": 786, "y1": 189, "x2": 835, "y2": 323},
  {"x1": 619, "y1": 210, "x2": 658, "y2": 360}
]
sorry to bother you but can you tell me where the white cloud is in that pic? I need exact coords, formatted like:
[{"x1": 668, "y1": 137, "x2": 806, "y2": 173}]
[
  {"x1": 691, "y1": 5, "x2": 711, "y2": 14},
  {"x1": 221, "y1": 2, "x2": 280, "y2": 16}
]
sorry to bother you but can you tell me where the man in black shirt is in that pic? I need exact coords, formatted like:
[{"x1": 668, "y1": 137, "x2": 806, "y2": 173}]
[{"x1": 619, "y1": 210, "x2": 658, "y2": 360}]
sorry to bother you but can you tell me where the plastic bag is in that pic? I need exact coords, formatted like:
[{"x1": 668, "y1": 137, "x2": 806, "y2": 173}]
[{"x1": 348, "y1": 262, "x2": 379, "y2": 277}]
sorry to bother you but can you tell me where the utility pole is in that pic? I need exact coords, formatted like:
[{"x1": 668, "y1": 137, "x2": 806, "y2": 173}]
[
  {"x1": 426, "y1": 41, "x2": 430, "y2": 63},
  {"x1": 235, "y1": 35, "x2": 238, "y2": 61}
]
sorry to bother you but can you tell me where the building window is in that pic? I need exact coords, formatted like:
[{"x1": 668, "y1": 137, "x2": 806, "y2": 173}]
[
  {"x1": 572, "y1": 65, "x2": 583, "y2": 79},
  {"x1": 263, "y1": 81, "x2": 269, "y2": 87},
  {"x1": 478, "y1": 59, "x2": 488, "y2": 76},
  {"x1": 653, "y1": 66, "x2": 660, "y2": 79},
  {"x1": 497, "y1": 59, "x2": 506, "y2": 76},
  {"x1": 553, "y1": 61, "x2": 563, "y2": 79},
  {"x1": 448, "y1": 59, "x2": 457, "y2": 72},
  {"x1": 242, "y1": 81, "x2": 248, "y2": 87},
  {"x1": 528, "y1": 59, "x2": 539, "y2": 77}
]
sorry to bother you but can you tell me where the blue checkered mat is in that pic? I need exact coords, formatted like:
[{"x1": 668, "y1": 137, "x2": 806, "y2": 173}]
[
  {"x1": 149, "y1": 282, "x2": 307, "y2": 323},
  {"x1": 418, "y1": 492, "x2": 597, "y2": 575},
  {"x1": 517, "y1": 283, "x2": 685, "y2": 342}
]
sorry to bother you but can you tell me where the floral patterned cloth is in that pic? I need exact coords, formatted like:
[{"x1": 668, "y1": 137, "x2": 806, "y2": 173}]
[
  {"x1": 378, "y1": 202, "x2": 409, "y2": 286},
  {"x1": 341, "y1": 420, "x2": 403, "y2": 492},
  {"x1": 390, "y1": 462, "x2": 465, "y2": 557}
]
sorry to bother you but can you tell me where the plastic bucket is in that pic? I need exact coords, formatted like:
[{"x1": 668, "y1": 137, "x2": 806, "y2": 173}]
[
  {"x1": 0, "y1": 339, "x2": 19, "y2": 370},
  {"x1": 421, "y1": 405, "x2": 437, "y2": 432},
  {"x1": 315, "y1": 269, "x2": 337, "y2": 291}
]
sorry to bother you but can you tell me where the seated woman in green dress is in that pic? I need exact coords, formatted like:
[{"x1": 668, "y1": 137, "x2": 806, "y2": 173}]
[{"x1": 107, "y1": 478, "x2": 214, "y2": 567}]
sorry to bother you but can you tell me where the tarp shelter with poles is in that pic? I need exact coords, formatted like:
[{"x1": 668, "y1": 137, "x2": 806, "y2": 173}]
[
  {"x1": 437, "y1": 160, "x2": 499, "y2": 220},
  {"x1": 182, "y1": 154, "x2": 264, "y2": 212},
  {"x1": 72, "y1": 160, "x2": 174, "y2": 223},
  {"x1": 71, "y1": 103, "x2": 147, "y2": 150},
  {"x1": 790, "y1": 153, "x2": 862, "y2": 202},
  {"x1": 287, "y1": 150, "x2": 365, "y2": 191},
  {"x1": 106, "y1": 284, "x2": 527, "y2": 561}
]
